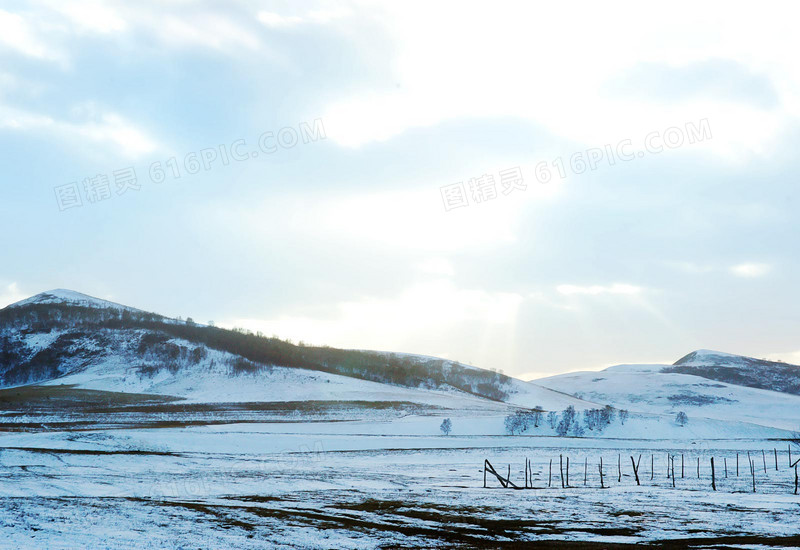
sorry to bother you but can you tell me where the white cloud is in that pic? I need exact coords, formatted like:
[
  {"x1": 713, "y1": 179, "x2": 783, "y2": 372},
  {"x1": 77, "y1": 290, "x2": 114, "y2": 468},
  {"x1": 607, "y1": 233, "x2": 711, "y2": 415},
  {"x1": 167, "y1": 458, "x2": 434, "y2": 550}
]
[
  {"x1": 556, "y1": 283, "x2": 643, "y2": 296},
  {"x1": 0, "y1": 283, "x2": 26, "y2": 309},
  {"x1": 225, "y1": 279, "x2": 523, "y2": 352},
  {"x1": 45, "y1": 1, "x2": 127, "y2": 34},
  {"x1": 257, "y1": 12, "x2": 304, "y2": 28},
  {"x1": 251, "y1": 187, "x2": 527, "y2": 253},
  {"x1": 321, "y1": 1, "x2": 798, "y2": 159},
  {"x1": 0, "y1": 2, "x2": 275, "y2": 66},
  {"x1": 257, "y1": 7, "x2": 351, "y2": 29},
  {"x1": 0, "y1": 9, "x2": 62, "y2": 62},
  {"x1": 730, "y1": 263, "x2": 771, "y2": 278},
  {"x1": 0, "y1": 103, "x2": 158, "y2": 158},
  {"x1": 72, "y1": 112, "x2": 158, "y2": 158}
]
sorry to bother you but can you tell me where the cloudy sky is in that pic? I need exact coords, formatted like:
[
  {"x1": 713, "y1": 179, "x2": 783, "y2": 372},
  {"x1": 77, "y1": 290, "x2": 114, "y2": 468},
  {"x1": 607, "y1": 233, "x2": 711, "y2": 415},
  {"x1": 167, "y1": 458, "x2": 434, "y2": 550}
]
[{"x1": 1, "y1": 1, "x2": 798, "y2": 378}]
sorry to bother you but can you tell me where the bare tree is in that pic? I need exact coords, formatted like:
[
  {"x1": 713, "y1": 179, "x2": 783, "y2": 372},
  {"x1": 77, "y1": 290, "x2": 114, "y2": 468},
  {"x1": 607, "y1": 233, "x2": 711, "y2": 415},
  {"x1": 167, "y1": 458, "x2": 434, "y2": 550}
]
[
  {"x1": 675, "y1": 411, "x2": 688, "y2": 427},
  {"x1": 440, "y1": 418, "x2": 452, "y2": 435},
  {"x1": 531, "y1": 406, "x2": 544, "y2": 428},
  {"x1": 547, "y1": 411, "x2": 559, "y2": 430}
]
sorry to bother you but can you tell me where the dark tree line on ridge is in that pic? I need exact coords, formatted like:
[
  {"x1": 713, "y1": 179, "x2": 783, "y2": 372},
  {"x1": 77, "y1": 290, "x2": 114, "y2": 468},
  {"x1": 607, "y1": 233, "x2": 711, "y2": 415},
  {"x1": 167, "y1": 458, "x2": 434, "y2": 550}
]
[{"x1": 0, "y1": 303, "x2": 511, "y2": 401}]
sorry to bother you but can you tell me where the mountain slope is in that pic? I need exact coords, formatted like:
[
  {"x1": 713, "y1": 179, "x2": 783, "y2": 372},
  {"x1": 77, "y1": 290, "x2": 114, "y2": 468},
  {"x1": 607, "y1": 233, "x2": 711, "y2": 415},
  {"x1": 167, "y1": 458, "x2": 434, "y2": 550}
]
[
  {"x1": 0, "y1": 290, "x2": 586, "y2": 412},
  {"x1": 664, "y1": 349, "x2": 800, "y2": 394},
  {"x1": 537, "y1": 355, "x2": 800, "y2": 431},
  {"x1": 8, "y1": 289, "x2": 141, "y2": 312}
]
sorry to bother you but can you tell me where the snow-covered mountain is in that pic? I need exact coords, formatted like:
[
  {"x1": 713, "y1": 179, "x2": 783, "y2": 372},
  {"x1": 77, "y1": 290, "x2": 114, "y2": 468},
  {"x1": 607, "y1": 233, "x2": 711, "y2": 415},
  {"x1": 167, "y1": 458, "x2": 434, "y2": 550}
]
[
  {"x1": 3, "y1": 289, "x2": 798, "y2": 436},
  {"x1": 537, "y1": 351, "x2": 800, "y2": 431},
  {"x1": 664, "y1": 349, "x2": 800, "y2": 394},
  {"x1": 0, "y1": 289, "x2": 584, "y2": 412},
  {"x1": 7, "y1": 289, "x2": 140, "y2": 312}
]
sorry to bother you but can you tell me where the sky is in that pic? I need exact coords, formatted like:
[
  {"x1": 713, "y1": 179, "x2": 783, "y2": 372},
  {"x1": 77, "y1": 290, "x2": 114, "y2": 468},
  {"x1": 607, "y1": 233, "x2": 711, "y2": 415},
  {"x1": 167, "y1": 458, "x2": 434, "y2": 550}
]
[{"x1": 1, "y1": 1, "x2": 799, "y2": 378}]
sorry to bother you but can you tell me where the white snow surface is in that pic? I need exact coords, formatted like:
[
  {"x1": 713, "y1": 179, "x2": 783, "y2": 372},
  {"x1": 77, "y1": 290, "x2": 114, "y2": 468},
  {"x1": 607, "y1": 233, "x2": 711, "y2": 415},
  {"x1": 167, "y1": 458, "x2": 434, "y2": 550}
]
[
  {"x1": 43, "y1": 351, "x2": 511, "y2": 410},
  {"x1": 537, "y1": 363, "x2": 800, "y2": 431}
]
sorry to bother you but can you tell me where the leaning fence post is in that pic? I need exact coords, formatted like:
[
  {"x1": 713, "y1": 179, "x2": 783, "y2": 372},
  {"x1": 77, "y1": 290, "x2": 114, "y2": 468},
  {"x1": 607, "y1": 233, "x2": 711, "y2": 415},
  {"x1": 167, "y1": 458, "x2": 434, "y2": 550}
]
[
  {"x1": 631, "y1": 456, "x2": 640, "y2": 485},
  {"x1": 484, "y1": 459, "x2": 513, "y2": 488},
  {"x1": 549, "y1": 458, "x2": 552, "y2": 488},
  {"x1": 762, "y1": 449, "x2": 767, "y2": 474},
  {"x1": 775, "y1": 448, "x2": 778, "y2": 471},
  {"x1": 724, "y1": 457, "x2": 727, "y2": 478}
]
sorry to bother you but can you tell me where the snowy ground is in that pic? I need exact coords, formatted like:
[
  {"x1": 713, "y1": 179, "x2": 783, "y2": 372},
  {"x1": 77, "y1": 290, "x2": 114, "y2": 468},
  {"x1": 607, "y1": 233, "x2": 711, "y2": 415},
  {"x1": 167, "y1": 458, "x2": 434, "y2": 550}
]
[
  {"x1": 538, "y1": 363, "x2": 800, "y2": 431},
  {"x1": 2, "y1": 411, "x2": 800, "y2": 549}
]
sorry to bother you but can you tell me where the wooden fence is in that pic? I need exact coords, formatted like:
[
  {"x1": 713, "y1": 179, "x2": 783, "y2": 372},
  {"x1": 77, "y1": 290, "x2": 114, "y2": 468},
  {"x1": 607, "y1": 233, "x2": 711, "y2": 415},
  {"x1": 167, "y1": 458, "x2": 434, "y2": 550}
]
[{"x1": 483, "y1": 444, "x2": 800, "y2": 494}]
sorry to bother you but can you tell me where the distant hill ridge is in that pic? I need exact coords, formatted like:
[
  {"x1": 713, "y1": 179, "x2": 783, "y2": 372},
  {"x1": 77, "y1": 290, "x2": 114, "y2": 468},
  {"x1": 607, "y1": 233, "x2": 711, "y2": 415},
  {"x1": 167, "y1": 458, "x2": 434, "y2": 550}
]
[
  {"x1": 665, "y1": 349, "x2": 800, "y2": 394},
  {"x1": 0, "y1": 289, "x2": 513, "y2": 401}
]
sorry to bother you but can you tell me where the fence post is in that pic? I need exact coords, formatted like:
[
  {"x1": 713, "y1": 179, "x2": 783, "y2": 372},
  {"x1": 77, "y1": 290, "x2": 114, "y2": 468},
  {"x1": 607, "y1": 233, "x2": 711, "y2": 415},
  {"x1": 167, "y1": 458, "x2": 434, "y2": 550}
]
[
  {"x1": 599, "y1": 457, "x2": 605, "y2": 489},
  {"x1": 524, "y1": 458, "x2": 528, "y2": 488},
  {"x1": 584, "y1": 457, "x2": 587, "y2": 486},
  {"x1": 671, "y1": 455, "x2": 676, "y2": 488},
  {"x1": 631, "y1": 456, "x2": 640, "y2": 485},
  {"x1": 566, "y1": 456, "x2": 570, "y2": 488},
  {"x1": 711, "y1": 457, "x2": 716, "y2": 491}
]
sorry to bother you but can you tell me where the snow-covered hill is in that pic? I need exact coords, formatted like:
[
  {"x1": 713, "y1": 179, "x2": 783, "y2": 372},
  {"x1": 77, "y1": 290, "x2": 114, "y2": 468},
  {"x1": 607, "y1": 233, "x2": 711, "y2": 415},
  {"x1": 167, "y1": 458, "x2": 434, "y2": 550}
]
[
  {"x1": 0, "y1": 289, "x2": 589, "y2": 413},
  {"x1": 3, "y1": 290, "x2": 799, "y2": 437},
  {"x1": 664, "y1": 349, "x2": 800, "y2": 394},
  {"x1": 537, "y1": 355, "x2": 800, "y2": 431},
  {"x1": 8, "y1": 289, "x2": 142, "y2": 312}
]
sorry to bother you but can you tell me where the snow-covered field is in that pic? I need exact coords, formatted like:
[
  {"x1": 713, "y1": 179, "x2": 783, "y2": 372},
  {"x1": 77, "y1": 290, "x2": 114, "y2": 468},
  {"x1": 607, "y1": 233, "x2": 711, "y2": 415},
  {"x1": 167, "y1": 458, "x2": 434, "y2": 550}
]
[
  {"x1": 3, "y1": 294, "x2": 800, "y2": 547},
  {"x1": 2, "y1": 411, "x2": 800, "y2": 549}
]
